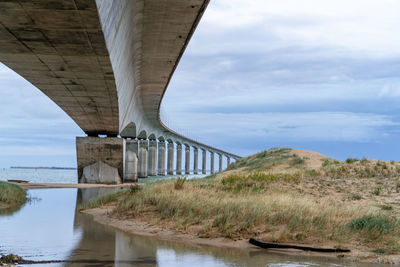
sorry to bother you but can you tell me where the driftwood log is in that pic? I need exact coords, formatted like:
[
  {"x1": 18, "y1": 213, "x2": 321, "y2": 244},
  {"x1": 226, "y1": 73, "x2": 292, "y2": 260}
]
[{"x1": 249, "y1": 238, "x2": 350, "y2": 253}]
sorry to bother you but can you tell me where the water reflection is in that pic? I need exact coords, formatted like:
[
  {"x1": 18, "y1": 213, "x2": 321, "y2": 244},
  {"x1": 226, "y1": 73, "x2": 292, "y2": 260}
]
[{"x1": 0, "y1": 188, "x2": 377, "y2": 266}]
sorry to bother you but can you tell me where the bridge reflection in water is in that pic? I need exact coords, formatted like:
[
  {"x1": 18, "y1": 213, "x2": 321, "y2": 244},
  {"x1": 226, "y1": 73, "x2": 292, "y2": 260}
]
[{"x1": 65, "y1": 188, "x2": 364, "y2": 267}]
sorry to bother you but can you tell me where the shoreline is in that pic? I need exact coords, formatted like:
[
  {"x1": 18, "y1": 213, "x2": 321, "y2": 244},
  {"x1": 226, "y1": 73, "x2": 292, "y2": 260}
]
[
  {"x1": 8, "y1": 182, "x2": 135, "y2": 190},
  {"x1": 82, "y1": 206, "x2": 383, "y2": 265}
]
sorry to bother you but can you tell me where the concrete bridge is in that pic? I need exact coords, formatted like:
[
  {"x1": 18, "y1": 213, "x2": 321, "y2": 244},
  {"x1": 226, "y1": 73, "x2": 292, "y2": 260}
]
[{"x1": 0, "y1": 0, "x2": 240, "y2": 183}]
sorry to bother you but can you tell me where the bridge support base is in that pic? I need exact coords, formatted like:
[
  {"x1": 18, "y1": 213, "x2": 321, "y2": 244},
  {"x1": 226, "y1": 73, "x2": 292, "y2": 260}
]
[{"x1": 76, "y1": 137, "x2": 125, "y2": 184}]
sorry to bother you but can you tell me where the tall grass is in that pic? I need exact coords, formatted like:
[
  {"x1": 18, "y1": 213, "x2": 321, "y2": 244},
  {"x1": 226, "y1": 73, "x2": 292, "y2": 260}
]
[{"x1": 0, "y1": 181, "x2": 27, "y2": 207}]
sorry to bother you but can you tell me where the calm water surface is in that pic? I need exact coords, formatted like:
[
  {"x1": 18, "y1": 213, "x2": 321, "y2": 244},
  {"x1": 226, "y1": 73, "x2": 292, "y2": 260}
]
[{"x1": 0, "y1": 170, "x2": 376, "y2": 266}]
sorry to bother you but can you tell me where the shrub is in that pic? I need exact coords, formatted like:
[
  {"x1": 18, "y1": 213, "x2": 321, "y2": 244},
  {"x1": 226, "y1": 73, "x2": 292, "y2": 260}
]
[
  {"x1": 174, "y1": 176, "x2": 187, "y2": 190},
  {"x1": 373, "y1": 186, "x2": 382, "y2": 196},
  {"x1": 349, "y1": 216, "x2": 398, "y2": 237},
  {"x1": 346, "y1": 158, "x2": 359, "y2": 164},
  {"x1": 0, "y1": 181, "x2": 27, "y2": 206}
]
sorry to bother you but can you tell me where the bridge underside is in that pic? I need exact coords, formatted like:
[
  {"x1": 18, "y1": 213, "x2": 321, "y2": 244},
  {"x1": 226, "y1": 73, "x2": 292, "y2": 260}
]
[{"x1": 0, "y1": 0, "x2": 240, "y2": 183}]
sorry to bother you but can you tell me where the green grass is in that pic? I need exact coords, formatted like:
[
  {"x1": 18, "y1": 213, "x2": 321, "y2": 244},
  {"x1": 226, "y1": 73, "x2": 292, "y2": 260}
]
[
  {"x1": 349, "y1": 215, "x2": 399, "y2": 240},
  {"x1": 221, "y1": 172, "x2": 300, "y2": 192},
  {"x1": 0, "y1": 181, "x2": 27, "y2": 207},
  {"x1": 227, "y1": 148, "x2": 294, "y2": 171}
]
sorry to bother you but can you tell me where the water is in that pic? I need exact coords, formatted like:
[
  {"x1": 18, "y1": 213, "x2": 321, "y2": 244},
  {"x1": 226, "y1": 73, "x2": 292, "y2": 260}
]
[
  {"x1": 0, "y1": 168, "x2": 207, "y2": 184},
  {"x1": 0, "y1": 188, "x2": 373, "y2": 266}
]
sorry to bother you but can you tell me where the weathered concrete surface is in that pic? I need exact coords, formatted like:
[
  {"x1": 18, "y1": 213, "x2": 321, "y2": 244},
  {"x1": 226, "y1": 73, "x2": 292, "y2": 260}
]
[
  {"x1": 0, "y1": 0, "x2": 118, "y2": 136},
  {"x1": 76, "y1": 137, "x2": 125, "y2": 183},
  {"x1": 0, "y1": 0, "x2": 241, "y2": 170},
  {"x1": 81, "y1": 161, "x2": 121, "y2": 184},
  {"x1": 193, "y1": 147, "x2": 198, "y2": 174},
  {"x1": 148, "y1": 140, "x2": 157, "y2": 176},
  {"x1": 158, "y1": 141, "x2": 166, "y2": 176},
  {"x1": 125, "y1": 140, "x2": 138, "y2": 182},
  {"x1": 138, "y1": 139, "x2": 148, "y2": 178},
  {"x1": 176, "y1": 144, "x2": 182, "y2": 175},
  {"x1": 202, "y1": 149, "x2": 206, "y2": 174},
  {"x1": 210, "y1": 151, "x2": 214, "y2": 174},
  {"x1": 185, "y1": 145, "x2": 190, "y2": 174},
  {"x1": 219, "y1": 154, "x2": 223, "y2": 173},
  {"x1": 167, "y1": 142, "x2": 174, "y2": 175}
]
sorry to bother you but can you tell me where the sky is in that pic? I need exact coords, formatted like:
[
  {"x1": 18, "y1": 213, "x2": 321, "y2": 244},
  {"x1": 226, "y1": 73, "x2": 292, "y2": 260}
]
[{"x1": 1, "y1": 0, "x2": 400, "y2": 167}]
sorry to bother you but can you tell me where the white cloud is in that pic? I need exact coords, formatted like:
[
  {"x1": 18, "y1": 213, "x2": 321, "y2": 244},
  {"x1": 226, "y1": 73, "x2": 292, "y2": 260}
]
[{"x1": 197, "y1": 0, "x2": 400, "y2": 57}]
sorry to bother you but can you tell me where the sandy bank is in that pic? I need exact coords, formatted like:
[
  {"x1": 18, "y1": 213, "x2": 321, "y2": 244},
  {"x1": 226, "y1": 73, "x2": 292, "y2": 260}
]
[{"x1": 82, "y1": 206, "x2": 367, "y2": 264}]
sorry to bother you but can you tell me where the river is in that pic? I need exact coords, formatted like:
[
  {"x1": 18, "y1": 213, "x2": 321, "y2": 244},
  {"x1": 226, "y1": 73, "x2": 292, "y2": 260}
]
[{"x1": 0, "y1": 169, "x2": 375, "y2": 266}]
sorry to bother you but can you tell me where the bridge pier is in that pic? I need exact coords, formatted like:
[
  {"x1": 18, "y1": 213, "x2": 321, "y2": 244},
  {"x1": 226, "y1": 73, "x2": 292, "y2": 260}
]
[
  {"x1": 158, "y1": 141, "x2": 166, "y2": 176},
  {"x1": 202, "y1": 149, "x2": 207, "y2": 174},
  {"x1": 176, "y1": 144, "x2": 182, "y2": 175},
  {"x1": 185, "y1": 145, "x2": 190, "y2": 174},
  {"x1": 193, "y1": 147, "x2": 198, "y2": 174},
  {"x1": 227, "y1": 156, "x2": 231, "y2": 168},
  {"x1": 167, "y1": 142, "x2": 174, "y2": 175},
  {"x1": 76, "y1": 137, "x2": 124, "y2": 184},
  {"x1": 148, "y1": 140, "x2": 157, "y2": 176},
  {"x1": 124, "y1": 139, "x2": 138, "y2": 182},
  {"x1": 210, "y1": 152, "x2": 215, "y2": 174},
  {"x1": 219, "y1": 154, "x2": 223, "y2": 173},
  {"x1": 138, "y1": 139, "x2": 148, "y2": 178}
]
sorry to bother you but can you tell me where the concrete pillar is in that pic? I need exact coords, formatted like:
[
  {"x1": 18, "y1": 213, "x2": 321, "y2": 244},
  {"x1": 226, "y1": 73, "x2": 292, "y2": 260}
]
[
  {"x1": 219, "y1": 154, "x2": 223, "y2": 173},
  {"x1": 158, "y1": 141, "x2": 166, "y2": 176},
  {"x1": 227, "y1": 156, "x2": 231, "y2": 168},
  {"x1": 167, "y1": 142, "x2": 174, "y2": 175},
  {"x1": 138, "y1": 139, "x2": 148, "y2": 178},
  {"x1": 202, "y1": 149, "x2": 206, "y2": 174},
  {"x1": 193, "y1": 147, "x2": 198, "y2": 174},
  {"x1": 124, "y1": 140, "x2": 138, "y2": 182},
  {"x1": 76, "y1": 137, "x2": 125, "y2": 184},
  {"x1": 148, "y1": 140, "x2": 157, "y2": 176},
  {"x1": 185, "y1": 145, "x2": 190, "y2": 174},
  {"x1": 176, "y1": 144, "x2": 182, "y2": 175},
  {"x1": 210, "y1": 152, "x2": 215, "y2": 174}
]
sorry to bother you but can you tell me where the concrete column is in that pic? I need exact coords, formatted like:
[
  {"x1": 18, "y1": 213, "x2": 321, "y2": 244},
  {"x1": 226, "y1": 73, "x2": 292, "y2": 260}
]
[
  {"x1": 210, "y1": 152, "x2": 215, "y2": 174},
  {"x1": 158, "y1": 141, "x2": 166, "y2": 176},
  {"x1": 202, "y1": 149, "x2": 206, "y2": 174},
  {"x1": 227, "y1": 156, "x2": 231, "y2": 168},
  {"x1": 185, "y1": 145, "x2": 190, "y2": 174},
  {"x1": 76, "y1": 137, "x2": 125, "y2": 184},
  {"x1": 176, "y1": 143, "x2": 182, "y2": 175},
  {"x1": 148, "y1": 140, "x2": 157, "y2": 176},
  {"x1": 124, "y1": 140, "x2": 138, "y2": 182},
  {"x1": 138, "y1": 139, "x2": 148, "y2": 178},
  {"x1": 193, "y1": 147, "x2": 198, "y2": 174},
  {"x1": 167, "y1": 142, "x2": 174, "y2": 175},
  {"x1": 219, "y1": 154, "x2": 223, "y2": 173}
]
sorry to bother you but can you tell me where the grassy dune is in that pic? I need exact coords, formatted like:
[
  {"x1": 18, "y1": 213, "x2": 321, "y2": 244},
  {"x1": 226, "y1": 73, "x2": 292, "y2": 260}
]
[
  {"x1": 0, "y1": 181, "x2": 27, "y2": 209},
  {"x1": 84, "y1": 148, "x2": 400, "y2": 260}
]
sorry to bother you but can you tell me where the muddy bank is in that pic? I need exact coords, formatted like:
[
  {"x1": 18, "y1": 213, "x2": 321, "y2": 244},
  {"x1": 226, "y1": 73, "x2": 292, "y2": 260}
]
[{"x1": 82, "y1": 206, "x2": 389, "y2": 264}]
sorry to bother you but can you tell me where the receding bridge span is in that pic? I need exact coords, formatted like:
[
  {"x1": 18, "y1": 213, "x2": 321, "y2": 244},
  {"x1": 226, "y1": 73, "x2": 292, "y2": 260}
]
[{"x1": 0, "y1": 0, "x2": 239, "y2": 183}]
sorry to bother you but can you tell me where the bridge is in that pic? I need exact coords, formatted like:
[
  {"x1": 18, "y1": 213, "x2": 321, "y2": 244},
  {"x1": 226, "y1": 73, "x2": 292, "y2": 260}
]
[{"x1": 0, "y1": 0, "x2": 240, "y2": 183}]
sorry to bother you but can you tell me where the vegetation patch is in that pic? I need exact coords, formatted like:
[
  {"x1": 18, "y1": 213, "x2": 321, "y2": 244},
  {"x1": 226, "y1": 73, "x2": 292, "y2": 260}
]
[
  {"x1": 221, "y1": 172, "x2": 300, "y2": 192},
  {"x1": 0, "y1": 181, "x2": 27, "y2": 208}
]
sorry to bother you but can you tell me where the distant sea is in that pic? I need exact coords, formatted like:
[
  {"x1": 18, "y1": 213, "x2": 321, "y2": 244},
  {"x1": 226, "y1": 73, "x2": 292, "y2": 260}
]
[{"x1": 0, "y1": 168, "x2": 77, "y2": 184}]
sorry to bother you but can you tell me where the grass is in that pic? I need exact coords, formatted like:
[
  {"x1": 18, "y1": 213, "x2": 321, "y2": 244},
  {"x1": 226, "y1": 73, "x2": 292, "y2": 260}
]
[{"x1": 0, "y1": 181, "x2": 27, "y2": 208}]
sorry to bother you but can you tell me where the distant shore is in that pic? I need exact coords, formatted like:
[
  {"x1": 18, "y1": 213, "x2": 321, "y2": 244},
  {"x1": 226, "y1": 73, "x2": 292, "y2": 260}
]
[{"x1": 9, "y1": 166, "x2": 76, "y2": 170}]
